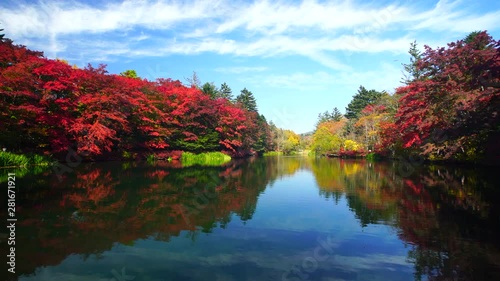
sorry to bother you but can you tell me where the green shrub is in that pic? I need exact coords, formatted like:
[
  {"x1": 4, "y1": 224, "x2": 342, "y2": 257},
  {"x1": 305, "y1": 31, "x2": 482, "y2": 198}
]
[
  {"x1": 366, "y1": 152, "x2": 382, "y2": 161},
  {"x1": 181, "y1": 152, "x2": 231, "y2": 167},
  {"x1": 146, "y1": 154, "x2": 156, "y2": 164}
]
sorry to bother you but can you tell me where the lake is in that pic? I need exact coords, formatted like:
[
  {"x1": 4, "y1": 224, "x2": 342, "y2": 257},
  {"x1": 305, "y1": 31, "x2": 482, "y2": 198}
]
[{"x1": 3, "y1": 156, "x2": 500, "y2": 281}]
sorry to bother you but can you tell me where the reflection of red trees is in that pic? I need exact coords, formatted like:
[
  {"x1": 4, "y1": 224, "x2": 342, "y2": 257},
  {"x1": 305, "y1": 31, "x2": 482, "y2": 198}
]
[
  {"x1": 12, "y1": 158, "x2": 297, "y2": 277},
  {"x1": 396, "y1": 168, "x2": 500, "y2": 281},
  {"x1": 146, "y1": 169, "x2": 170, "y2": 181},
  {"x1": 397, "y1": 178, "x2": 437, "y2": 248},
  {"x1": 312, "y1": 158, "x2": 500, "y2": 280},
  {"x1": 63, "y1": 169, "x2": 118, "y2": 206}
]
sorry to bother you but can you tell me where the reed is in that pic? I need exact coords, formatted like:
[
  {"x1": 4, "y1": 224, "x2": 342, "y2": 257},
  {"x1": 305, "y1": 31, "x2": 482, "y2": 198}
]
[
  {"x1": 181, "y1": 152, "x2": 231, "y2": 167},
  {"x1": 0, "y1": 151, "x2": 53, "y2": 168}
]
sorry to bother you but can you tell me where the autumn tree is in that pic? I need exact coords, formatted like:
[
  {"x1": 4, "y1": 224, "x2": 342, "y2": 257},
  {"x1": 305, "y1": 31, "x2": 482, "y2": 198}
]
[
  {"x1": 354, "y1": 94, "x2": 399, "y2": 151},
  {"x1": 395, "y1": 31, "x2": 499, "y2": 162},
  {"x1": 355, "y1": 104, "x2": 387, "y2": 150},
  {"x1": 0, "y1": 34, "x2": 275, "y2": 160},
  {"x1": 282, "y1": 130, "x2": 300, "y2": 154},
  {"x1": 310, "y1": 120, "x2": 346, "y2": 155},
  {"x1": 268, "y1": 121, "x2": 283, "y2": 151}
]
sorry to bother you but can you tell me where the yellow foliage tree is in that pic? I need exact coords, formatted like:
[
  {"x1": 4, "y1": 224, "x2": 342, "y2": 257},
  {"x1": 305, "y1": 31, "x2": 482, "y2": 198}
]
[
  {"x1": 282, "y1": 130, "x2": 300, "y2": 154},
  {"x1": 343, "y1": 139, "x2": 361, "y2": 151},
  {"x1": 310, "y1": 120, "x2": 346, "y2": 155}
]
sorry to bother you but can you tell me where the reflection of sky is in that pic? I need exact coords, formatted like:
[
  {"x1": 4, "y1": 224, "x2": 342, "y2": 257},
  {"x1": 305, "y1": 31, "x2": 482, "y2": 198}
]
[{"x1": 20, "y1": 168, "x2": 414, "y2": 281}]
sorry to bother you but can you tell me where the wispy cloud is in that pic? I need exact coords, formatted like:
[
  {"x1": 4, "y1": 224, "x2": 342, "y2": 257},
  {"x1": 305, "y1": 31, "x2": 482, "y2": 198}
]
[
  {"x1": 241, "y1": 61, "x2": 402, "y2": 93},
  {"x1": 0, "y1": 0, "x2": 498, "y2": 66}
]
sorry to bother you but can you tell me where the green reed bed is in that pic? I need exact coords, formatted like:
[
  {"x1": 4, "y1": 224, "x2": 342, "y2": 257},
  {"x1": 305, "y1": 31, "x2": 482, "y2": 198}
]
[
  {"x1": 0, "y1": 151, "x2": 53, "y2": 168},
  {"x1": 181, "y1": 152, "x2": 231, "y2": 167}
]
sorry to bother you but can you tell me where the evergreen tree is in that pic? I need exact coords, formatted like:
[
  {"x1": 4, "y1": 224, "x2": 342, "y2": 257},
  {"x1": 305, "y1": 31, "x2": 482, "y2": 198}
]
[
  {"x1": 218, "y1": 82, "x2": 233, "y2": 101},
  {"x1": 316, "y1": 107, "x2": 343, "y2": 126},
  {"x1": 401, "y1": 41, "x2": 423, "y2": 85},
  {"x1": 201, "y1": 82, "x2": 218, "y2": 99},
  {"x1": 236, "y1": 88, "x2": 257, "y2": 112},
  {"x1": 464, "y1": 30, "x2": 490, "y2": 50},
  {"x1": 331, "y1": 107, "x2": 343, "y2": 121},
  {"x1": 345, "y1": 86, "x2": 384, "y2": 119}
]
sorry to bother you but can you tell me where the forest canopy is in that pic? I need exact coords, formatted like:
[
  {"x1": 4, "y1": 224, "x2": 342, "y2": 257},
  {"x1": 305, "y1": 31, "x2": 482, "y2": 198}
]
[{"x1": 0, "y1": 35, "x2": 279, "y2": 160}]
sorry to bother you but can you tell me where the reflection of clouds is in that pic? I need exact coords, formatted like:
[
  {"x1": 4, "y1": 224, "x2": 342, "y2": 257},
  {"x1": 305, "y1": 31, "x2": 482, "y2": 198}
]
[
  {"x1": 18, "y1": 158, "x2": 417, "y2": 281},
  {"x1": 332, "y1": 253, "x2": 410, "y2": 271},
  {"x1": 20, "y1": 225, "x2": 412, "y2": 281},
  {"x1": 21, "y1": 267, "x2": 111, "y2": 281}
]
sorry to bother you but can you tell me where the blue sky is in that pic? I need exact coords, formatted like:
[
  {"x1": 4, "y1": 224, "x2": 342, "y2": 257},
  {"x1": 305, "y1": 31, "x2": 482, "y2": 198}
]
[{"x1": 1, "y1": 0, "x2": 499, "y2": 133}]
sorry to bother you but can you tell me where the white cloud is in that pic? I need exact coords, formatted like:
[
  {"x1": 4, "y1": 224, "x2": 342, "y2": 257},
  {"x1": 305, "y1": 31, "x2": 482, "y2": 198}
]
[
  {"x1": 242, "y1": 62, "x2": 402, "y2": 93},
  {"x1": 408, "y1": 0, "x2": 500, "y2": 32},
  {"x1": 1, "y1": 0, "x2": 224, "y2": 37},
  {"x1": 0, "y1": 0, "x2": 498, "y2": 66}
]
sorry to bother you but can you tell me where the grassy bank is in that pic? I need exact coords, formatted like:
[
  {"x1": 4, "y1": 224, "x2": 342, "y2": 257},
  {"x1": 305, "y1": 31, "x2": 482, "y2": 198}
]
[
  {"x1": 0, "y1": 151, "x2": 53, "y2": 168},
  {"x1": 181, "y1": 152, "x2": 231, "y2": 167}
]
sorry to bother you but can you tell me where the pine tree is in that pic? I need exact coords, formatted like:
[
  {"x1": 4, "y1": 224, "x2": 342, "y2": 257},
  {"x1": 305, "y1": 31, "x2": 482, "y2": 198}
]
[
  {"x1": 201, "y1": 82, "x2": 218, "y2": 99},
  {"x1": 218, "y1": 82, "x2": 233, "y2": 101},
  {"x1": 401, "y1": 41, "x2": 423, "y2": 85},
  {"x1": 345, "y1": 86, "x2": 384, "y2": 119},
  {"x1": 331, "y1": 107, "x2": 343, "y2": 121},
  {"x1": 236, "y1": 88, "x2": 257, "y2": 112}
]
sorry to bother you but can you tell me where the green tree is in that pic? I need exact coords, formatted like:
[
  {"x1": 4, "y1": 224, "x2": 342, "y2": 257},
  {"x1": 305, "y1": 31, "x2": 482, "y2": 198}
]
[
  {"x1": 236, "y1": 88, "x2": 257, "y2": 112},
  {"x1": 316, "y1": 107, "x2": 343, "y2": 126},
  {"x1": 310, "y1": 124, "x2": 343, "y2": 155},
  {"x1": 120, "y1": 69, "x2": 138, "y2": 78},
  {"x1": 331, "y1": 107, "x2": 343, "y2": 121},
  {"x1": 317, "y1": 111, "x2": 331, "y2": 125},
  {"x1": 345, "y1": 86, "x2": 385, "y2": 119},
  {"x1": 401, "y1": 41, "x2": 423, "y2": 85},
  {"x1": 201, "y1": 82, "x2": 218, "y2": 99},
  {"x1": 464, "y1": 30, "x2": 491, "y2": 50},
  {"x1": 218, "y1": 82, "x2": 233, "y2": 101},
  {"x1": 252, "y1": 114, "x2": 270, "y2": 154}
]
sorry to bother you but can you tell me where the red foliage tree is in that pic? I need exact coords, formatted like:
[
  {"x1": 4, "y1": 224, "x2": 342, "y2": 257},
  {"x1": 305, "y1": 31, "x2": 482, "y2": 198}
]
[
  {"x1": 1, "y1": 34, "x2": 271, "y2": 159},
  {"x1": 395, "y1": 31, "x2": 499, "y2": 161}
]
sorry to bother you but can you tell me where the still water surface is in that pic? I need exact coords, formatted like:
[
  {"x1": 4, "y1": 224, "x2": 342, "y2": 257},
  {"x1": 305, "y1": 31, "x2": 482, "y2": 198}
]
[{"x1": 3, "y1": 156, "x2": 500, "y2": 281}]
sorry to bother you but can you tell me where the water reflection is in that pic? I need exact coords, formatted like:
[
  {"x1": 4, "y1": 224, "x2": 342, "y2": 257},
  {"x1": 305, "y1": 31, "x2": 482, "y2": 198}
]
[
  {"x1": 2, "y1": 157, "x2": 499, "y2": 280},
  {"x1": 310, "y1": 158, "x2": 500, "y2": 281}
]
